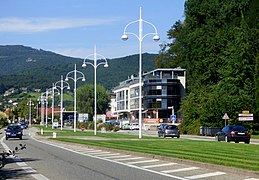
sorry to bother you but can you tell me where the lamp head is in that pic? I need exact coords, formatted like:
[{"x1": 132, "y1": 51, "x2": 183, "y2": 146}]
[
  {"x1": 82, "y1": 63, "x2": 87, "y2": 68},
  {"x1": 82, "y1": 78, "x2": 86, "y2": 82},
  {"x1": 153, "y1": 35, "x2": 160, "y2": 41},
  {"x1": 65, "y1": 78, "x2": 68, "y2": 81},
  {"x1": 121, "y1": 34, "x2": 128, "y2": 41},
  {"x1": 67, "y1": 86, "x2": 70, "y2": 90},
  {"x1": 104, "y1": 63, "x2": 109, "y2": 68}
]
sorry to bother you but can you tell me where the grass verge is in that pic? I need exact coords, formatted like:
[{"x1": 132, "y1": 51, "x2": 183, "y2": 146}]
[{"x1": 52, "y1": 138, "x2": 259, "y2": 172}]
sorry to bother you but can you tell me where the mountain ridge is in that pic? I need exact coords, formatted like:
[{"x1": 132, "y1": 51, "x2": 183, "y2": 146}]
[{"x1": 0, "y1": 45, "x2": 157, "y2": 91}]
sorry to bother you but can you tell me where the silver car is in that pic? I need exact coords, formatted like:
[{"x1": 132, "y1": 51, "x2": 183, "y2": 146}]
[{"x1": 158, "y1": 124, "x2": 180, "y2": 138}]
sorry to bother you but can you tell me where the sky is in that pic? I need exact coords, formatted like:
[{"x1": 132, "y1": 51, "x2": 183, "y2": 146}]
[{"x1": 0, "y1": 0, "x2": 186, "y2": 59}]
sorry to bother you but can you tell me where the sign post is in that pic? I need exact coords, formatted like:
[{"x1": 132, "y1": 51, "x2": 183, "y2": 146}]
[{"x1": 222, "y1": 113, "x2": 229, "y2": 126}]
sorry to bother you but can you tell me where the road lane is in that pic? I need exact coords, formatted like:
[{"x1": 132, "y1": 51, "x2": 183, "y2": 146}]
[{"x1": 1, "y1": 131, "x2": 176, "y2": 180}]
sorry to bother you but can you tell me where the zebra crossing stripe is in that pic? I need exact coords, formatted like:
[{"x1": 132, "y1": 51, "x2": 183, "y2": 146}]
[
  {"x1": 142, "y1": 162, "x2": 177, "y2": 169},
  {"x1": 127, "y1": 159, "x2": 159, "y2": 165},
  {"x1": 161, "y1": 167, "x2": 199, "y2": 173},
  {"x1": 185, "y1": 171, "x2": 226, "y2": 179}
]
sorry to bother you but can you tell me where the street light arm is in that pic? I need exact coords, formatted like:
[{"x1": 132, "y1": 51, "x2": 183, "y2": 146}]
[{"x1": 65, "y1": 71, "x2": 85, "y2": 82}]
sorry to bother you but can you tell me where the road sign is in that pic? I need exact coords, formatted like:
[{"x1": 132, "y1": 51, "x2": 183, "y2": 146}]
[
  {"x1": 238, "y1": 113, "x2": 253, "y2": 121},
  {"x1": 222, "y1": 113, "x2": 229, "y2": 120},
  {"x1": 170, "y1": 115, "x2": 176, "y2": 121}
]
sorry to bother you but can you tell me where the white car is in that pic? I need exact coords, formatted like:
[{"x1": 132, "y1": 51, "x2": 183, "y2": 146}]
[{"x1": 130, "y1": 123, "x2": 139, "y2": 130}]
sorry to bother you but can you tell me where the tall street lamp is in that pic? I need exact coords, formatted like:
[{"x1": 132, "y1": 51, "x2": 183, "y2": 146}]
[
  {"x1": 54, "y1": 75, "x2": 70, "y2": 130},
  {"x1": 51, "y1": 84, "x2": 60, "y2": 129},
  {"x1": 41, "y1": 88, "x2": 52, "y2": 127},
  {"x1": 38, "y1": 95, "x2": 45, "y2": 125},
  {"x1": 82, "y1": 46, "x2": 109, "y2": 135},
  {"x1": 121, "y1": 7, "x2": 159, "y2": 139},
  {"x1": 27, "y1": 98, "x2": 34, "y2": 127},
  {"x1": 65, "y1": 64, "x2": 85, "y2": 132}
]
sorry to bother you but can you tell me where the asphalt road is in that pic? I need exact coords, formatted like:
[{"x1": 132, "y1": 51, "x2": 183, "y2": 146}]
[{"x1": 0, "y1": 128, "x2": 259, "y2": 180}]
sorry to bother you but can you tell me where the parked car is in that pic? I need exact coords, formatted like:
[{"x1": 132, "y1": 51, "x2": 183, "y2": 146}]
[
  {"x1": 158, "y1": 124, "x2": 180, "y2": 138},
  {"x1": 215, "y1": 125, "x2": 250, "y2": 144},
  {"x1": 122, "y1": 123, "x2": 131, "y2": 130},
  {"x1": 5, "y1": 125, "x2": 23, "y2": 140},
  {"x1": 129, "y1": 123, "x2": 139, "y2": 130}
]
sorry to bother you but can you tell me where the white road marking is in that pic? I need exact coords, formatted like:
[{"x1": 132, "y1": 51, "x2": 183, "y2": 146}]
[
  {"x1": 185, "y1": 171, "x2": 226, "y2": 179},
  {"x1": 142, "y1": 162, "x2": 177, "y2": 169},
  {"x1": 161, "y1": 167, "x2": 200, "y2": 173},
  {"x1": 78, "y1": 149, "x2": 102, "y2": 153},
  {"x1": 95, "y1": 153, "x2": 121, "y2": 157},
  {"x1": 86, "y1": 151, "x2": 110, "y2": 155},
  {"x1": 16, "y1": 162, "x2": 28, "y2": 166},
  {"x1": 114, "y1": 157, "x2": 144, "y2": 161},
  {"x1": 127, "y1": 159, "x2": 159, "y2": 165},
  {"x1": 22, "y1": 167, "x2": 37, "y2": 173},
  {"x1": 31, "y1": 174, "x2": 50, "y2": 180},
  {"x1": 105, "y1": 155, "x2": 132, "y2": 159}
]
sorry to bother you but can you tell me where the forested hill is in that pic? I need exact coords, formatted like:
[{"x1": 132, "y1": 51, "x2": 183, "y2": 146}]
[{"x1": 0, "y1": 45, "x2": 157, "y2": 91}]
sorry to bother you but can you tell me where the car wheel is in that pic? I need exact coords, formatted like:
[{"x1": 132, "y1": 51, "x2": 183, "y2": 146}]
[
  {"x1": 158, "y1": 133, "x2": 160, "y2": 137},
  {"x1": 245, "y1": 140, "x2": 250, "y2": 144},
  {"x1": 5, "y1": 137, "x2": 8, "y2": 140},
  {"x1": 177, "y1": 135, "x2": 180, "y2": 138},
  {"x1": 225, "y1": 136, "x2": 230, "y2": 142},
  {"x1": 235, "y1": 140, "x2": 239, "y2": 143},
  {"x1": 20, "y1": 136, "x2": 22, "y2": 140}
]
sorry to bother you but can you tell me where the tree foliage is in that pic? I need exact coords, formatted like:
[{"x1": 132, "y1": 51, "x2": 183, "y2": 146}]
[
  {"x1": 156, "y1": 0, "x2": 259, "y2": 134},
  {"x1": 76, "y1": 84, "x2": 110, "y2": 121}
]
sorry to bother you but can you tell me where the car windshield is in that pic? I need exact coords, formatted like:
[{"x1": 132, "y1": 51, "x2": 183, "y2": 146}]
[
  {"x1": 230, "y1": 126, "x2": 246, "y2": 131},
  {"x1": 7, "y1": 126, "x2": 20, "y2": 130},
  {"x1": 165, "y1": 125, "x2": 177, "y2": 130}
]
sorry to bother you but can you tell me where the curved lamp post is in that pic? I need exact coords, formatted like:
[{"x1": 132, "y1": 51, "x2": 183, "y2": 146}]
[
  {"x1": 65, "y1": 64, "x2": 85, "y2": 132},
  {"x1": 121, "y1": 7, "x2": 159, "y2": 139},
  {"x1": 54, "y1": 75, "x2": 70, "y2": 130},
  {"x1": 82, "y1": 46, "x2": 109, "y2": 135}
]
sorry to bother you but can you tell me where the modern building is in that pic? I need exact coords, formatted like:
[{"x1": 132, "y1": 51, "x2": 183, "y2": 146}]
[{"x1": 112, "y1": 68, "x2": 186, "y2": 123}]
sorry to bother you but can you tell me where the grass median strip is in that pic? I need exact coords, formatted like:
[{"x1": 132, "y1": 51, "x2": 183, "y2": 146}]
[{"x1": 52, "y1": 138, "x2": 259, "y2": 172}]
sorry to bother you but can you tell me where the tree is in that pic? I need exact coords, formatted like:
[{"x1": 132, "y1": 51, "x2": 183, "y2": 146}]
[
  {"x1": 156, "y1": 0, "x2": 258, "y2": 134},
  {"x1": 77, "y1": 84, "x2": 110, "y2": 121}
]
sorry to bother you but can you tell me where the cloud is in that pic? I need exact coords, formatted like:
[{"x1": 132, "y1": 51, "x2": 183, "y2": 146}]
[{"x1": 0, "y1": 17, "x2": 119, "y2": 33}]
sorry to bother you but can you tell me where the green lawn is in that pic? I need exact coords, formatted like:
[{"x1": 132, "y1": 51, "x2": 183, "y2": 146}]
[{"x1": 37, "y1": 129, "x2": 157, "y2": 139}]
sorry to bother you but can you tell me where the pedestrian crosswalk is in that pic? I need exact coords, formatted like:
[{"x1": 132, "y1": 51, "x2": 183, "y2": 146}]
[{"x1": 39, "y1": 140, "x2": 259, "y2": 180}]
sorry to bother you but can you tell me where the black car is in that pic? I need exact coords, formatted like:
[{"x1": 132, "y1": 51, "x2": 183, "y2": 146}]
[
  {"x1": 5, "y1": 125, "x2": 23, "y2": 140},
  {"x1": 158, "y1": 124, "x2": 180, "y2": 138},
  {"x1": 215, "y1": 125, "x2": 250, "y2": 144}
]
